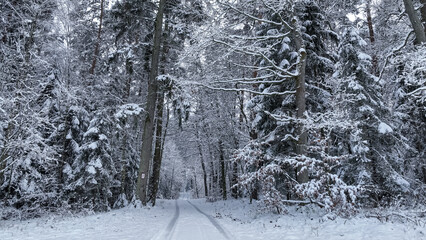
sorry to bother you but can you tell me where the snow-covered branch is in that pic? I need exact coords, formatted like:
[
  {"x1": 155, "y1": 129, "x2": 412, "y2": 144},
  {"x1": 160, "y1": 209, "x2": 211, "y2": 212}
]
[
  {"x1": 189, "y1": 82, "x2": 296, "y2": 96},
  {"x1": 379, "y1": 31, "x2": 414, "y2": 80},
  {"x1": 213, "y1": 39, "x2": 301, "y2": 78},
  {"x1": 220, "y1": 2, "x2": 283, "y2": 27}
]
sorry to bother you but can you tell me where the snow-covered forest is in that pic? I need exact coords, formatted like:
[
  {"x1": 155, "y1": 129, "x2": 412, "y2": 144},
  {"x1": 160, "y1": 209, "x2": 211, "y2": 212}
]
[{"x1": 0, "y1": 0, "x2": 425, "y2": 238}]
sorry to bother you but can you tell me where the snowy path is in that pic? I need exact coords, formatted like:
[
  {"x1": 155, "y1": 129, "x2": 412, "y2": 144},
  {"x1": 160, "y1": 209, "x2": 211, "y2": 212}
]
[
  {"x1": 1, "y1": 199, "x2": 424, "y2": 240},
  {"x1": 152, "y1": 200, "x2": 231, "y2": 240}
]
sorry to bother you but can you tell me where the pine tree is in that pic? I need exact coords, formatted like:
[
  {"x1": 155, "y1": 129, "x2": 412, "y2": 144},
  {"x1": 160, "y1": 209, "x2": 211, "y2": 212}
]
[
  {"x1": 68, "y1": 115, "x2": 117, "y2": 211},
  {"x1": 391, "y1": 45, "x2": 426, "y2": 204},
  {"x1": 333, "y1": 27, "x2": 410, "y2": 205},
  {"x1": 0, "y1": 0, "x2": 63, "y2": 218}
]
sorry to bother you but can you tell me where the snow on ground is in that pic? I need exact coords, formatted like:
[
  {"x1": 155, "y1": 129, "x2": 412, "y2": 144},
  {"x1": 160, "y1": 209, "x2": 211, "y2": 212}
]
[
  {"x1": 190, "y1": 199, "x2": 425, "y2": 240},
  {"x1": 0, "y1": 201, "x2": 172, "y2": 240},
  {"x1": 1, "y1": 197, "x2": 424, "y2": 240}
]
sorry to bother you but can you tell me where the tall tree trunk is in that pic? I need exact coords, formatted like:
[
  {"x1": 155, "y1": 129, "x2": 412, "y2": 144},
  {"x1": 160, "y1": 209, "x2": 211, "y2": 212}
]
[
  {"x1": 403, "y1": 0, "x2": 426, "y2": 44},
  {"x1": 140, "y1": 32, "x2": 153, "y2": 96},
  {"x1": 170, "y1": 158, "x2": 175, "y2": 199},
  {"x1": 219, "y1": 140, "x2": 227, "y2": 200},
  {"x1": 136, "y1": 0, "x2": 166, "y2": 206},
  {"x1": 366, "y1": 1, "x2": 378, "y2": 75},
  {"x1": 160, "y1": 107, "x2": 170, "y2": 163},
  {"x1": 0, "y1": 123, "x2": 12, "y2": 187},
  {"x1": 24, "y1": 20, "x2": 36, "y2": 63},
  {"x1": 231, "y1": 161, "x2": 239, "y2": 199},
  {"x1": 149, "y1": 91, "x2": 164, "y2": 206},
  {"x1": 196, "y1": 130, "x2": 209, "y2": 197},
  {"x1": 89, "y1": 0, "x2": 104, "y2": 74},
  {"x1": 293, "y1": 19, "x2": 309, "y2": 184},
  {"x1": 366, "y1": 2, "x2": 376, "y2": 44},
  {"x1": 148, "y1": 17, "x2": 170, "y2": 206},
  {"x1": 124, "y1": 58, "x2": 133, "y2": 100},
  {"x1": 120, "y1": 138, "x2": 128, "y2": 198},
  {"x1": 231, "y1": 89, "x2": 244, "y2": 199},
  {"x1": 210, "y1": 159, "x2": 216, "y2": 197},
  {"x1": 0, "y1": 152, "x2": 6, "y2": 188},
  {"x1": 193, "y1": 170, "x2": 199, "y2": 198},
  {"x1": 238, "y1": 88, "x2": 247, "y2": 123},
  {"x1": 248, "y1": 113, "x2": 259, "y2": 203},
  {"x1": 204, "y1": 127, "x2": 217, "y2": 197}
]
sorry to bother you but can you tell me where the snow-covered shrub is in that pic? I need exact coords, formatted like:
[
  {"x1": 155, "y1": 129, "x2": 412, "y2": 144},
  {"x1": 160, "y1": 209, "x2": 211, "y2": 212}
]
[
  {"x1": 67, "y1": 114, "x2": 117, "y2": 211},
  {"x1": 111, "y1": 104, "x2": 144, "y2": 207},
  {"x1": 233, "y1": 141, "x2": 288, "y2": 213},
  {"x1": 295, "y1": 174, "x2": 358, "y2": 211},
  {"x1": 0, "y1": 112, "x2": 60, "y2": 219}
]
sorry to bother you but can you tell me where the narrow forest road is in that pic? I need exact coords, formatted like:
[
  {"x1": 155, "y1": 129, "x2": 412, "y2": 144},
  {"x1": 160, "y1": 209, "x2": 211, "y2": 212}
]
[
  {"x1": 1, "y1": 198, "x2": 423, "y2": 240},
  {"x1": 152, "y1": 200, "x2": 231, "y2": 240}
]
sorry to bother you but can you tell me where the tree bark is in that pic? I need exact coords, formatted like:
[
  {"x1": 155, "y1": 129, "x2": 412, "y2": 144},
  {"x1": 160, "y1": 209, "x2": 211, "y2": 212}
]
[
  {"x1": 0, "y1": 124, "x2": 11, "y2": 188},
  {"x1": 403, "y1": 0, "x2": 426, "y2": 44},
  {"x1": 293, "y1": 19, "x2": 309, "y2": 184},
  {"x1": 136, "y1": 0, "x2": 166, "y2": 205},
  {"x1": 193, "y1": 170, "x2": 199, "y2": 198},
  {"x1": 0, "y1": 118, "x2": 17, "y2": 192},
  {"x1": 124, "y1": 58, "x2": 133, "y2": 100},
  {"x1": 231, "y1": 161, "x2": 239, "y2": 199},
  {"x1": 219, "y1": 140, "x2": 227, "y2": 200},
  {"x1": 196, "y1": 130, "x2": 209, "y2": 197},
  {"x1": 89, "y1": 0, "x2": 104, "y2": 74},
  {"x1": 210, "y1": 157, "x2": 217, "y2": 197},
  {"x1": 148, "y1": 16, "x2": 170, "y2": 206},
  {"x1": 366, "y1": 2, "x2": 376, "y2": 44},
  {"x1": 366, "y1": 1, "x2": 378, "y2": 75},
  {"x1": 160, "y1": 107, "x2": 170, "y2": 164},
  {"x1": 149, "y1": 91, "x2": 164, "y2": 206},
  {"x1": 140, "y1": 32, "x2": 153, "y2": 96},
  {"x1": 232, "y1": 89, "x2": 244, "y2": 199},
  {"x1": 24, "y1": 20, "x2": 36, "y2": 63},
  {"x1": 421, "y1": 0, "x2": 426, "y2": 32}
]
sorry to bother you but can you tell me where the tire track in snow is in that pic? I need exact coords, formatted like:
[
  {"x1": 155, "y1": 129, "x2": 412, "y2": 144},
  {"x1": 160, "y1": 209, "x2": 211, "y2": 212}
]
[
  {"x1": 186, "y1": 200, "x2": 231, "y2": 240},
  {"x1": 151, "y1": 200, "x2": 180, "y2": 240},
  {"x1": 165, "y1": 200, "x2": 180, "y2": 240}
]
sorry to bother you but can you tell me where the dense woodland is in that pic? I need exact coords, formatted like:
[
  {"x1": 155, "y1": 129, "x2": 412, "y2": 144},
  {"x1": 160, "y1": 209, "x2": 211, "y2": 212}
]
[{"x1": 0, "y1": 0, "x2": 425, "y2": 219}]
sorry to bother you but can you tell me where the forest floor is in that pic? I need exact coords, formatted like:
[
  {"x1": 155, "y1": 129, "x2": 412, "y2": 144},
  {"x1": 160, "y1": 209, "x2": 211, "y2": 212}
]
[{"x1": 0, "y1": 196, "x2": 425, "y2": 240}]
